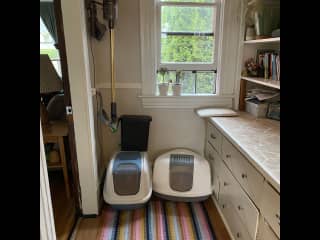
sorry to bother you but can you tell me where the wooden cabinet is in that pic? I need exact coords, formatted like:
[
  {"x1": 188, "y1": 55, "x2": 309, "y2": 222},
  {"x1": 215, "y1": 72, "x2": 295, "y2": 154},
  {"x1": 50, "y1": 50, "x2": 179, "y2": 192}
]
[
  {"x1": 205, "y1": 120, "x2": 280, "y2": 240},
  {"x1": 257, "y1": 216, "x2": 279, "y2": 240},
  {"x1": 206, "y1": 122, "x2": 222, "y2": 155},
  {"x1": 261, "y1": 181, "x2": 280, "y2": 238},
  {"x1": 219, "y1": 149, "x2": 259, "y2": 240},
  {"x1": 205, "y1": 141, "x2": 221, "y2": 201},
  {"x1": 221, "y1": 199, "x2": 252, "y2": 240},
  {"x1": 222, "y1": 137, "x2": 264, "y2": 207}
]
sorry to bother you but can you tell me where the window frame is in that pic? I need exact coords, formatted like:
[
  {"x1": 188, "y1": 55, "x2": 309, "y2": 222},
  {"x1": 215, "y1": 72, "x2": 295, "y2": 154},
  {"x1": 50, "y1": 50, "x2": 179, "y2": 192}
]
[
  {"x1": 40, "y1": 17, "x2": 62, "y2": 77},
  {"x1": 139, "y1": 0, "x2": 242, "y2": 109},
  {"x1": 156, "y1": 0, "x2": 221, "y2": 73}
]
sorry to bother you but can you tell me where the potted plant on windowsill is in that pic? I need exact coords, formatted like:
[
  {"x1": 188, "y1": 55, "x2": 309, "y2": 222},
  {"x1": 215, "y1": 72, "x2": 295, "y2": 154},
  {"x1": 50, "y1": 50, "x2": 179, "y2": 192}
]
[
  {"x1": 172, "y1": 70, "x2": 183, "y2": 96},
  {"x1": 157, "y1": 67, "x2": 169, "y2": 96}
]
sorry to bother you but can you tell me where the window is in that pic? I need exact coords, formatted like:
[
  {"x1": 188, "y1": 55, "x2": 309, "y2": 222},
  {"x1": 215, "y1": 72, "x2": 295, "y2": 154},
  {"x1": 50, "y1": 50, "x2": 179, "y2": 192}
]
[
  {"x1": 156, "y1": 0, "x2": 220, "y2": 94},
  {"x1": 40, "y1": 17, "x2": 61, "y2": 77}
]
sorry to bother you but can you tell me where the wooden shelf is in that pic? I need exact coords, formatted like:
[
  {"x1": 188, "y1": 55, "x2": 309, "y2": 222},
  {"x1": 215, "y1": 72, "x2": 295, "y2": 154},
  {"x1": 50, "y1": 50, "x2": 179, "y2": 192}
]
[
  {"x1": 241, "y1": 76, "x2": 280, "y2": 89},
  {"x1": 244, "y1": 37, "x2": 280, "y2": 44}
]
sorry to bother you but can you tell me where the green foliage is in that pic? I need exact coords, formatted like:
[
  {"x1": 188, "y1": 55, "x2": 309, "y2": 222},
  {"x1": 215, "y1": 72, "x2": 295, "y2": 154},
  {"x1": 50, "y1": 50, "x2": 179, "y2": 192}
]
[
  {"x1": 40, "y1": 49, "x2": 59, "y2": 59},
  {"x1": 158, "y1": 3, "x2": 216, "y2": 94},
  {"x1": 157, "y1": 67, "x2": 169, "y2": 83}
]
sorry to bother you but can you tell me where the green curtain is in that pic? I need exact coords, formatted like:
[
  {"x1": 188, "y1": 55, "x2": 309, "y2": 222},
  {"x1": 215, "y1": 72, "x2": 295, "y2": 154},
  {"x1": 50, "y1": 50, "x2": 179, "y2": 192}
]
[{"x1": 40, "y1": 2, "x2": 58, "y2": 46}]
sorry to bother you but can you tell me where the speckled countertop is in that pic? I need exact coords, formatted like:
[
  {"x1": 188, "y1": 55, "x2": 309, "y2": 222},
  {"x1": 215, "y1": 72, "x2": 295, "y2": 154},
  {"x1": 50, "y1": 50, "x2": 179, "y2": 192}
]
[{"x1": 209, "y1": 111, "x2": 280, "y2": 192}]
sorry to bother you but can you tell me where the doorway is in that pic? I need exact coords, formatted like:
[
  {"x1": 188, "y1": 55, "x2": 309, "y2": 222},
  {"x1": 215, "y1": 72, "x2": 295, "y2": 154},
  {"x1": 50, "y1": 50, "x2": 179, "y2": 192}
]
[{"x1": 40, "y1": 0, "x2": 81, "y2": 239}]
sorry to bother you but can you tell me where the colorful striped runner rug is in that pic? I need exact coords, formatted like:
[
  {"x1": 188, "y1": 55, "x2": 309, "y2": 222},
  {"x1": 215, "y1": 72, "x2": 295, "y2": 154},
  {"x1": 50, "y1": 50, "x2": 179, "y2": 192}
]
[{"x1": 98, "y1": 199, "x2": 217, "y2": 240}]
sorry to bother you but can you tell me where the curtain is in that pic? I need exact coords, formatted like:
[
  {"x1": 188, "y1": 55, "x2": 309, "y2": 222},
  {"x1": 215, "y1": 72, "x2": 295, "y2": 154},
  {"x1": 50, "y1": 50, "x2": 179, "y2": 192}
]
[{"x1": 40, "y1": 2, "x2": 58, "y2": 47}]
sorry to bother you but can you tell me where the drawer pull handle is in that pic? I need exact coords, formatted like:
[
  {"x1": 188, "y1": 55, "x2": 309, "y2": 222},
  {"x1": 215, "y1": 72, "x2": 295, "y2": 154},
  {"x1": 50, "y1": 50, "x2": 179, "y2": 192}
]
[
  {"x1": 210, "y1": 134, "x2": 216, "y2": 139},
  {"x1": 236, "y1": 232, "x2": 241, "y2": 238},
  {"x1": 208, "y1": 154, "x2": 214, "y2": 160},
  {"x1": 223, "y1": 182, "x2": 229, "y2": 186},
  {"x1": 238, "y1": 205, "x2": 243, "y2": 210},
  {"x1": 226, "y1": 154, "x2": 231, "y2": 158},
  {"x1": 241, "y1": 173, "x2": 247, "y2": 179},
  {"x1": 222, "y1": 204, "x2": 226, "y2": 208}
]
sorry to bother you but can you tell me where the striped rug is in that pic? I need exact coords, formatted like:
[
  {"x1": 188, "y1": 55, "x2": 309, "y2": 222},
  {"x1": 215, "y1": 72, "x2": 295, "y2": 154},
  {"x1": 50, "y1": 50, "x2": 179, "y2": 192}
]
[{"x1": 98, "y1": 199, "x2": 216, "y2": 240}]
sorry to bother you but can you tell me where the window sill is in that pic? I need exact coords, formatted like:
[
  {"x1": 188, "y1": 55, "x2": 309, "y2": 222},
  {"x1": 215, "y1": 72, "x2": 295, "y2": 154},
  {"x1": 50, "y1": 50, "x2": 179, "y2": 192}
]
[{"x1": 138, "y1": 94, "x2": 234, "y2": 109}]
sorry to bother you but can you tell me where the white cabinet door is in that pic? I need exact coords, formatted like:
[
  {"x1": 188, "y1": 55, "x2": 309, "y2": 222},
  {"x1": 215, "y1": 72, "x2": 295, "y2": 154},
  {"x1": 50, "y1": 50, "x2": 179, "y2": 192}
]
[
  {"x1": 219, "y1": 159, "x2": 259, "y2": 240},
  {"x1": 221, "y1": 137, "x2": 234, "y2": 169},
  {"x1": 220, "y1": 193, "x2": 253, "y2": 240},
  {"x1": 206, "y1": 141, "x2": 222, "y2": 201},
  {"x1": 222, "y1": 136, "x2": 264, "y2": 207},
  {"x1": 232, "y1": 180, "x2": 259, "y2": 240},
  {"x1": 257, "y1": 217, "x2": 279, "y2": 240},
  {"x1": 261, "y1": 181, "x2": 280, "y2": 238},
  {"x1": 207, "y1": 122, "x2": 222, "y2": 154}
]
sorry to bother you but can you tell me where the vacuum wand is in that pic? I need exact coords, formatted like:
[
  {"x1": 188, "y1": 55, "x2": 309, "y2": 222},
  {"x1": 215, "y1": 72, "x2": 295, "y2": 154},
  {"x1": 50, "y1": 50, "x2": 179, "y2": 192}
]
[
  {"x1": 103, "y1": 0, "x2": 119, "y2": 129},
  {"x1": 110, "y1": 28, "x2": 117, "y2": 123}
]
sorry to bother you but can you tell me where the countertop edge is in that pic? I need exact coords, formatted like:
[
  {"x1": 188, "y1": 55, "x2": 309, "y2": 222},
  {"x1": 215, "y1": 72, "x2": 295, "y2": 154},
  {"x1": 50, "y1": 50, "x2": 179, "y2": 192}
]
[{"x1": 208, "y1": 118, "x2": 280, "y2": 193}]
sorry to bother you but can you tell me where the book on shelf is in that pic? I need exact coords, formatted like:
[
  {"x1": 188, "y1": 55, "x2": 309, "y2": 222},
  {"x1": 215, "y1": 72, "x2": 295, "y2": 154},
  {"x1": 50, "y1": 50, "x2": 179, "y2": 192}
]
[{"x1": 256, "y1": 49, "x2": 280, "y2": 81}]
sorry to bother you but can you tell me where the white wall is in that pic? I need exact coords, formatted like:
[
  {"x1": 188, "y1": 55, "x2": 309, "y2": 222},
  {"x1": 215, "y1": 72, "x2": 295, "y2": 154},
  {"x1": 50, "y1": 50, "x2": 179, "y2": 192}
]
[
  {"x1": 99, "y1": 89, "x2": 206, "y2": 163},
  {"x1": 91, "y1": 0, "x2": 208, "y2": 176},
  {"x1": 92, "y1": 0, "x2": 243, "y2": 175},
  {"x1": 60, "y1": 0, "x2": 242, "y2": 204}
]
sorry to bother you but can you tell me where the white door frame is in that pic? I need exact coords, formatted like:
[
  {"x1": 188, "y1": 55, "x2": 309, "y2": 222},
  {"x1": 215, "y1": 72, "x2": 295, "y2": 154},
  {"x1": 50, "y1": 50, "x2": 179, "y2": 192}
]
[
  {"x1": 40, "y1": 120, "x2": 56, "y2": 240},
  {"x1": 60, "y1": 0, "x2": 99, "y2": 215}
]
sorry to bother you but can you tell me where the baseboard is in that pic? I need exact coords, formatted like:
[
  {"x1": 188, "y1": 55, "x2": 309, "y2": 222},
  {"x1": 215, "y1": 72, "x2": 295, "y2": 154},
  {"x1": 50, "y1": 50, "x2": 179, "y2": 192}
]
[{"x1": 211, "y1": 195, "x2": 235, "y2": 240}]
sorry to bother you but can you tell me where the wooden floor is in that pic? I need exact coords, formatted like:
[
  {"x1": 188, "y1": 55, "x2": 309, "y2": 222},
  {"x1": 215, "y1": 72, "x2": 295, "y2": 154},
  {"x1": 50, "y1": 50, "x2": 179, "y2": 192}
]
[
  {"x1": 49, "y1": 171, "x2": 76, "y2": 240},
  {"x1": 72, "y1": 197, "x2": 230, "y2": 240}
]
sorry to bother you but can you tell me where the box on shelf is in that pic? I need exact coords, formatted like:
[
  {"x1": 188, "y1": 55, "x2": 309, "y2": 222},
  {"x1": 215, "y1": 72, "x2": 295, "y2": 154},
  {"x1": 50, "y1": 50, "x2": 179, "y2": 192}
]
[
  {"x1": 245, "y1": 98, "x2": 268, "y2": 118},
  {"x1": 267, "y1": 102, "x2": 280, "y2": 120}
]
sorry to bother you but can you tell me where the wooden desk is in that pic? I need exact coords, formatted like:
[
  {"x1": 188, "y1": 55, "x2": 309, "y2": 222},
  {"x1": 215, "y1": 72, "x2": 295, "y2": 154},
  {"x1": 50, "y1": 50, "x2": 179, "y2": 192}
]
[{"x1": 43, "y1": 121, "x2": 71, "y2": 199}]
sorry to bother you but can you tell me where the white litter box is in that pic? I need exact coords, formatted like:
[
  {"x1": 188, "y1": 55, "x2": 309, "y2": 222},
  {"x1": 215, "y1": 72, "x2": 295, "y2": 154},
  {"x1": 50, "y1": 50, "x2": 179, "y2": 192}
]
[{"x1": 152, "y1": 148, "x2": 212, "y2": 202}]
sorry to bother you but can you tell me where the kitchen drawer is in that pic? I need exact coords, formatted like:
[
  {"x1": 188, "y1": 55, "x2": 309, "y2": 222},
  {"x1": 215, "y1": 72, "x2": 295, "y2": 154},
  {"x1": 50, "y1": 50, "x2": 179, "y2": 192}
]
[
  {"x1": 219, "y1": 157, "x2": 259, "y2": 239},
  {"x1": 218, "y1": 160, "x2": 236, "y2": 207},
  {"x1": 221, "y1": 137, "x2": 234, "y2": 169},
  {"x1": 220, "y1": 199, "x2": 252, "y2": 240},
  {"x1": 206, "y1": 142, "x2": 222, "y2": 200},
  {"x1": 222, "y1": 137, "x2": 264, "y2": 207},
  {"x1": 257, "y1": 217, "x2": 279, "y2": 240},
  {"x1": 261, "y1": 182, "x2": 280, "y2": 238},
  {"x1": 207, "y1": 122, "x2": 222, "y2": 154},
  {"x1": 232, "y1": 179, "x2": 259, "y2": 240}
]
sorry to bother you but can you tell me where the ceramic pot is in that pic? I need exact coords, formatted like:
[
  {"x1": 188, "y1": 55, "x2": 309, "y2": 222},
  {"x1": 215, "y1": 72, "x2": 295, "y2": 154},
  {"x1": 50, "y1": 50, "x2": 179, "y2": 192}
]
[
  {"x1": 172, "y1": 84, "x2": 182, "y2": 96},
  {"x1": 245, "y1": 26, "x2": 256, "y2": 40},
  {"x1": 158, "y1": 83, "x2": 169, "y2": 96}
]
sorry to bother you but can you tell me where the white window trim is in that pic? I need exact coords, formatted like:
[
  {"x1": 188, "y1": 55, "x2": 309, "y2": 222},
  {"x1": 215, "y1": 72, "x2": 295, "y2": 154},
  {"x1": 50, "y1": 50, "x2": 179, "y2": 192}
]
[
  {"x1": 139, "y1": 94, "x2": 233, "y2": 109},
  {"x1": 139, "y1": 0, "x2": 243, "y2": 109},
  {"x1": 156, "y1": 1, "x2": 220, "y2": 72}
]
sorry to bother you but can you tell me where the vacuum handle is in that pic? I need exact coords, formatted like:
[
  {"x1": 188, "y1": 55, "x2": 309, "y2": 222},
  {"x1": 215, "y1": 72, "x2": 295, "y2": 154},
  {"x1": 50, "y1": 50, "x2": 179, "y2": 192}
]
[{"x1": 111, "y1": 102, "x2": 117, "y2": 123}]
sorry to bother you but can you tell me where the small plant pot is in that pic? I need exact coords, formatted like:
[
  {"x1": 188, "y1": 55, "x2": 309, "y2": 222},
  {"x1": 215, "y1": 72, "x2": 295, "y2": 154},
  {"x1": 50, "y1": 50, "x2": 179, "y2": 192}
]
[
  {"x1": 158, "y1": 83, "x2": 169, "y2": 96},
  {"x1": 172, "y1": 83, "x2": 182, "y2": 96}
]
